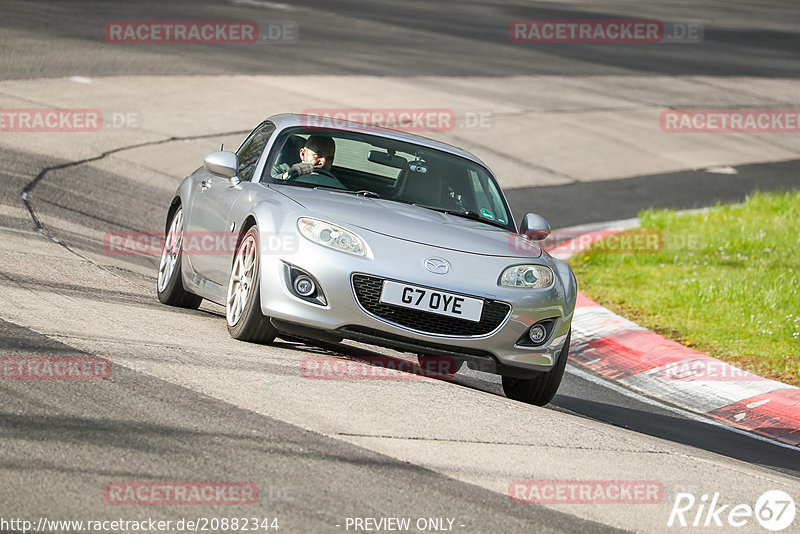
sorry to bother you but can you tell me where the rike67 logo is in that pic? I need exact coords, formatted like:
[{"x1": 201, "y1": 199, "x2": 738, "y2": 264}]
[{"x1": 668, "y1": 490, "x2": 795, "y2": 531}]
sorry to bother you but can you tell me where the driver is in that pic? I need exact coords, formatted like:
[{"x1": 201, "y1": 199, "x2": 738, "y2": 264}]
[{"x1": 276, "y1": 135, "x2": 336, "y2": 179}]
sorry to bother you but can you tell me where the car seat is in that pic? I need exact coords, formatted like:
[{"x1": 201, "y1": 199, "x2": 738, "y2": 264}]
[{"x1": 272, "y1": 134, "x2": 306, "y2": 174}]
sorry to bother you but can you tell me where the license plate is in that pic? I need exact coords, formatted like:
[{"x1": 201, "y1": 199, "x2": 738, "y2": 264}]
[{"x1": 379, "y1": 281, "x2": 483, "y2": 322}]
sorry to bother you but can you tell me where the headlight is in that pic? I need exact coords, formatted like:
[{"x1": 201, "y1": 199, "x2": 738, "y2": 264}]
[
  {"x1": 499, "y1": 265, "x2": 554, "y2": 288},
  {"x1": 297, "y1": 217, "x2": 368, "y2": 256}
]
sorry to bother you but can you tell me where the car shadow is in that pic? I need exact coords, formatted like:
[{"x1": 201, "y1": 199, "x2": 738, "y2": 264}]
[
  {"x1": 284, "y1": 335, "x2": 800, "y2": 477},
  {"x1": 551, "y1": 395, "x2": 800, "y2": 477}
]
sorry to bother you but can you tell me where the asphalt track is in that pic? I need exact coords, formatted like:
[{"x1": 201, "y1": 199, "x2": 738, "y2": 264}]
[
  {"x1": 1, "y1": 0, "x2": 799, "y2": 79},
  {"x1": 1, "y1": 1, "x2": 799, "y2": 533},
  {"x1": 506, "y1": 160, "x2": 800, "y2": 229}
]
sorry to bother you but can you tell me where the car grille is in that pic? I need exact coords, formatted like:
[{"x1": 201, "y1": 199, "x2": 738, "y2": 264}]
[{"x1": 351, "y1": 274, "x2": 511, "y2": 336}]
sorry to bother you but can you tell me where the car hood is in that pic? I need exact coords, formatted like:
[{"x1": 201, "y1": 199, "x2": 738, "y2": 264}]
[{"x1": 271, "y1": 184, "x2": 541, "y2": 258}]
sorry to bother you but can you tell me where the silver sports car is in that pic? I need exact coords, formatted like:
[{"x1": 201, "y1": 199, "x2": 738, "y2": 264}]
[{"x1": 157, "y1": 113, "x2": 577, "y2": 405}]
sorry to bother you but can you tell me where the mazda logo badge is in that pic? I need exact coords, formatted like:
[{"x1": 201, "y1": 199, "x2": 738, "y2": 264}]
[{"x1": 424, "y1": 257, "x2": 450, "y2": 274}]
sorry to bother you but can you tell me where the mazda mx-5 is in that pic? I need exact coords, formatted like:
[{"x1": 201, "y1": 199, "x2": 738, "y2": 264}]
[{"x1": 157, "y1": 113, "x2": 577, "y2": 405}]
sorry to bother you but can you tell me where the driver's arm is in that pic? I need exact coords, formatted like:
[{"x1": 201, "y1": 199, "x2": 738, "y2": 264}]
[
  {"x1": 270, "y1": 162, "x2": 290, "y2": 180},
  {"x1": 270, "y1": 162, "x2": 314, "y2": 180}
]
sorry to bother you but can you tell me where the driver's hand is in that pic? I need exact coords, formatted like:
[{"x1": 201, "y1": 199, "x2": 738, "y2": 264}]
[{"x1": 285, "y1": 162, "x2": 314, "y2": 178}]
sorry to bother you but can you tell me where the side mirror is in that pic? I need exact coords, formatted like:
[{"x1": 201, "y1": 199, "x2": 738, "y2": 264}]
[
  {"x1": 204, "y1": 151, "x2": 239, "y2": 180},
  {"x1": 519, "y1": 213, "x2": 551, "y2": 241}
]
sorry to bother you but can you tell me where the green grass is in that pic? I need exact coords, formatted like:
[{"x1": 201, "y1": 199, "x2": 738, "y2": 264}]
[{"x1": 569, "y1": 190, "x2": 800, "y2": 386}]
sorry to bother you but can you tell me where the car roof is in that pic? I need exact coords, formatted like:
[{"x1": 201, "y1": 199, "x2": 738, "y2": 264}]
[{"x1": 267, "y1": 113, "x2": 489, "y2": 169}]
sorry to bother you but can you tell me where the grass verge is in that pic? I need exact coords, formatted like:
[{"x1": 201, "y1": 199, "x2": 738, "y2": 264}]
[{"x1": 569, "y1": 190, "x2": 799, "y2": 387}]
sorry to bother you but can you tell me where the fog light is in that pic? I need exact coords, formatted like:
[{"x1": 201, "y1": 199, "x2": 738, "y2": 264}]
[
  {"x1": 294, "y1": 275, "x2": 315, "y2": 296},
  {"x1": 528, "y1": 324, "x2": 547, "y2": 344}
]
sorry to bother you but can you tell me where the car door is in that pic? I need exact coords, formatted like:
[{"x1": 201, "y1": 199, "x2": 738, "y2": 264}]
[{"x1": 186, "y1": 121, "x2": 276, "y2": 286}]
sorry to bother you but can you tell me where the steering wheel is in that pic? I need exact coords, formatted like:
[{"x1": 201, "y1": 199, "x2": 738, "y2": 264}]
[
  {"x1": 286, "y1": 167, "x2": 335, "y2": 181},
  {"x1": 286, "y1": 167, "x2": 347, "y2": 189}
]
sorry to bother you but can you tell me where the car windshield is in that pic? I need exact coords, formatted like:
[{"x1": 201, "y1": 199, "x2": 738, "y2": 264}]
[{"x1": 262, "y1": 128, "x2": 513, "y2": 230}]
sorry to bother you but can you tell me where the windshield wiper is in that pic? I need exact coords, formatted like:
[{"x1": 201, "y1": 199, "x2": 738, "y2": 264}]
[
  {"x1": 411, "y1": 203, "x2": 507, "y2": 229},
  {"x1": 349, "y1": 190, "x2": 381, "y2": 198},
  {"x1": 312, "y1": 187, "x2": 380, "y2": 198}
]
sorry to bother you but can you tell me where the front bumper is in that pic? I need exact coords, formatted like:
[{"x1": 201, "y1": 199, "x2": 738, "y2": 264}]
[{"x1": 258, "y1": 227, "x2": 574, "y2": 374}]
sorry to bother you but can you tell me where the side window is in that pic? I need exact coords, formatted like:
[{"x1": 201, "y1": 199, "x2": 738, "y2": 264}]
[
  {"x1": 266, "y1": 132, "x2": 308, "y2": 181},
  {"x1": 236, "y1": 122, "x2": 276, "y2": 182}
]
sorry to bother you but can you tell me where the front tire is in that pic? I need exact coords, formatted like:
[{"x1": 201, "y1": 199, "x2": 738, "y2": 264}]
[
  {"x1": 157, "y1": 207, "x2": 203, "y2": 309},
  {"x1": 226, "y1": 227, "x2": 278, "y2": 343},
  {"x1": 502, "y1": 330, "x2": 571, "y2": 406}
]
